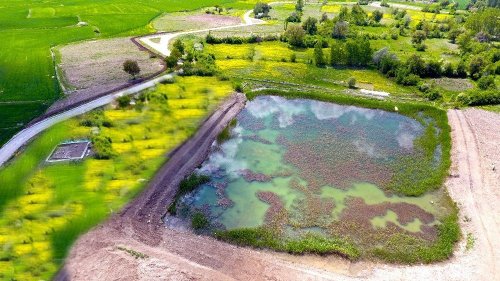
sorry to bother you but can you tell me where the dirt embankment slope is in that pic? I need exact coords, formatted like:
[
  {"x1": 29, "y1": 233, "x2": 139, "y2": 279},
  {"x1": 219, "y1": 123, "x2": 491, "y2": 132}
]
[{"x1": 58, "y1": 108, "x2": 499, "y2": 281}]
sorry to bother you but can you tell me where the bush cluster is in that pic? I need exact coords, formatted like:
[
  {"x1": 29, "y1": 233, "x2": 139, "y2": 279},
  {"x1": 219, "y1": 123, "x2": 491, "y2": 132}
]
[{"x1": 206, "y1": 34, "x2": 278, "y2": 45}]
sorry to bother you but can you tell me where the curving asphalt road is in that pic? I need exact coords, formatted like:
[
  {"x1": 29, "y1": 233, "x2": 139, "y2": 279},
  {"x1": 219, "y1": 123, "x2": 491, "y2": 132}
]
[
  {"x1": 0, "y1": 8, "x2": 267, "y2": 168},
  {"x1": 138, "y1": 9, "x2": 264, "y2": 56}
]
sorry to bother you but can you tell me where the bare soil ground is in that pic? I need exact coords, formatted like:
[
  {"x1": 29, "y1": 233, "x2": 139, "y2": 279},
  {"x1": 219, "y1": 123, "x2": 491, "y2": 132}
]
[
  {"x1": 47, "y1": 38, "x2": 163, "y2": 115},
  {"x1": 153, "y1": 13, "x2": 242, "y2": 32},
  {"x1": 431, "y1": 78, "x2": 473, "y2": 92},
  {"x1": 58, "y1": 107, "x2": 499, "y2": 281}
]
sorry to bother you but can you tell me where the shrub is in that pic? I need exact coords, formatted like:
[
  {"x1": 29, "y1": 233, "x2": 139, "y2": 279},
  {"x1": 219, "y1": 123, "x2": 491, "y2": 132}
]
[
  {"x1": 172, "y1": 39, "x2": 185, "y2": 54},
  {"x1": 191, "y1": 212, "x2": 209, "y2": 230},
  {"x1": 332, "y1": 21, "x2": 349, "y2": 39},
  {"x1": 123, "y1": 60, "x2": 141, "y2": 79},
  {"x1": 165, "y1": 55, "x2": 178, "y2": 69},
  {"x1": 233, "y1": 82, "x2": 243, "y2": 92},
  {"x1": 116, "y1": 95, "x2": 131, "y2": 108},
  {"x1": 396, "y1": 68, "x2": 420, "y2": 86},
  {"x1": 91, "y1": 135, "x2": 115, "y2": 159},
  {"x1": 425, "y1": 89, "x2": 441, "y2": 101},
  {"x1": 442, "y1": 62, "x2": 454, "y2": 77},
  {"x1": 477, "y1": 75, "x2": 496, "y2": 90},
  {"x1": 347, "y1": 77, "x2": 356, "y2": 88},
  {"x1": 457, "y1": 90, "x2": 500, "y2": 106},
  {"x1": 415, "y1": 43, "x2": 427, "y2": 52},
  {"x1": 290, "y1": 53, "x2": 297, "y2": 63},
  {"x1": 425, "y1": 60, "x2": 442, "y2": 78}
]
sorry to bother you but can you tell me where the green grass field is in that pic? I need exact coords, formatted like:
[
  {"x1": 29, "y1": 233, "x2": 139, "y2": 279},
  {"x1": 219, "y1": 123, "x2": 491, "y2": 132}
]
[
  {"x1": 0, "y1": 76, "x2": 232, "y2": 280},
  {"x1": 0, "y1": 0, "x2": 238, "y2": 146}
]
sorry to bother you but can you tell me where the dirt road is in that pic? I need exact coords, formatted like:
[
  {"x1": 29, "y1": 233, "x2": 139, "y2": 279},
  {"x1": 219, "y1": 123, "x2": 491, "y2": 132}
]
[{"x1": 59, "y1": 108, "x2": 499, "y2": 280}]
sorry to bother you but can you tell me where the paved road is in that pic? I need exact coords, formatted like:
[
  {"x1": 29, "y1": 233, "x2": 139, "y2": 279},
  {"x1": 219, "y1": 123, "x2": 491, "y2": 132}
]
[
  {"x1": 0, "y1": 74, "x2": 172, "y2": 167},
  {"x1": 138, "y1": 9, "x2": 264, "y2": 56}
]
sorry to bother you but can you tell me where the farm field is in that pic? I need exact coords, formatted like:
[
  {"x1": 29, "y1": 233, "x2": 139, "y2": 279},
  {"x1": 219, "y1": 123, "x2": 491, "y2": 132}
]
[
  {"x1": 0, "y1": 76, "x2": 233, "y2": 280},
  {"x1": 0, "y1": 0, "x2": 239, "y2": 145}
]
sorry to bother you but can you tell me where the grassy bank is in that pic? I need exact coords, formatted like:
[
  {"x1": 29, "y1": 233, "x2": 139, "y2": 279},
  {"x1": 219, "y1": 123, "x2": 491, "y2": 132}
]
[
  {"x1": 0, "y1": 77, "x2": 232, "y2": 280},
  {"x1": 215, "y1": 228, "x2": 361, "y2": 260}
]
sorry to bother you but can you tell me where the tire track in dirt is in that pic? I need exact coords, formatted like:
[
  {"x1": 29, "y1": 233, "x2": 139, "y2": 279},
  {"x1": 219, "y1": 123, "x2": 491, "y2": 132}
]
[{"x1": 447, "y1": 109, "x2": 498, "y2": 276}]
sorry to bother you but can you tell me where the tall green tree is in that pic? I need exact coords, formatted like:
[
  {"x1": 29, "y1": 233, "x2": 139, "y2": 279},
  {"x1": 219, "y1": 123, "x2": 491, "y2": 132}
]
[
  {"x1": 314, "y1": 41, "x2": 326, "y2": 66},
  {"x1": 302, "y1": 17, "x2": 318, "y2": 35},
  {"x1": 329, "y1": 40, "x2": 346, "y2": 66},
  {"x1": 284, "y1": 24, "x2": 306, "y2": 47}
]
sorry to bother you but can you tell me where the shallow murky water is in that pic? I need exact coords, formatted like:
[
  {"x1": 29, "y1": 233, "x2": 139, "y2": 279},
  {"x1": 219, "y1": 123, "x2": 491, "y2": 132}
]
[{"x1": 178, "y1": 96, "x2": 444, "y2": 236}]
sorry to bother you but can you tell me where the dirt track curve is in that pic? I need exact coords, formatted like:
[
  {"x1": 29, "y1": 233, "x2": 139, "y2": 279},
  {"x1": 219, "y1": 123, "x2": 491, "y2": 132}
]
[{"x1": 57, "y1": 107, "x2": 499, "y2": 281}]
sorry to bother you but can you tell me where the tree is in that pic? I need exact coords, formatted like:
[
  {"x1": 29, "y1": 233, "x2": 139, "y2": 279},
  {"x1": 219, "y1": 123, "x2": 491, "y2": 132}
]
[
  {"x1": 371, "y1": 10, "x2": 383, "y2": 23},
  {"x1": 406, "y1": 54, "x2": 426, "y2": 77},
  {"x1": 284, "y1": 25, "x2": 306, "y2": 47},
  {"x1": 464, "y1": 8, "x2": 499, "y2": 39},
  {"x1": 345, "y1": 38, "x2": 372, "y2": 66},
  {"x1": 165, "y1": 55, "x2": 178, "y2": 69},
  {"x1": 253, "y1": 2, "x2": 271, "y2": 18},
  {"x1": 425, "y1": 60, "x2": 442, "y2": 78},
  {"x1": 411, "y1": 30, "x2": 427, "y2": 45},
  {"x1": 351, "y1": 4, "x2": 368, "y2": 26},
  {"x1": 477, "y1": 75, "x2": 496, "y2": 90},
  {"x1": 173, "y1": 39, "x2": 185, "y2": 54},
  {"x1": 469, "y1": 56, "x2": 485, "y2": 80},
  {"x1": 314, "y1": 41, "x2": 326, "y2": 66},
  {"x1": 302, "y1": 17, "x2": 318, "y2": 35},
  {"x1": 286, "y1": 12, "x2": 301, "y2": 23},
  {"x1": 330, "y1": 40, "x2": 346, "y2": 66},
  {"x1": 123, "y1": 60, "x2": 140, "y2": 79},
  {"x1": 320, "y1": 12, "x2": 329, "y2": 23},
  {"x1": 338, "y1": 6, "x2": 349, "y2": 22},
  {"x1": 295, "y1": 0, "x2": 304, "y2": 12},
  {"x1": 332, "y1": 21, "x2": 349, "y2": 39}
]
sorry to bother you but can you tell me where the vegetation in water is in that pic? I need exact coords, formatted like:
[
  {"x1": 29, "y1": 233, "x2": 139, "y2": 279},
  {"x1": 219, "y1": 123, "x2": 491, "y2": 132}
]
[{"x1": 168, "y1": 173, "x2": 211, "y2": 215}]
